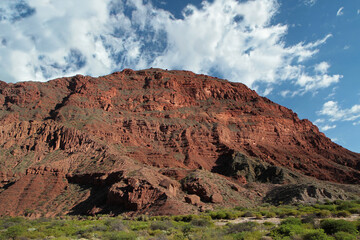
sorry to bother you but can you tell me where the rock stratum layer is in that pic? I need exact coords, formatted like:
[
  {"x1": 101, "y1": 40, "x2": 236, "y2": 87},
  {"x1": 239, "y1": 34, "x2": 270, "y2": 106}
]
[{"x1": 0, "y1": 68, "x2": 359, "y2": 217}]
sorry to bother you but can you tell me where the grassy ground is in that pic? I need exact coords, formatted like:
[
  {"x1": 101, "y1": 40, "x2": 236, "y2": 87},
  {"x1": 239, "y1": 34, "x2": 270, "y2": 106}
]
[{"x1": 0, "y1": 200, "x2": 359, "y2": 239}]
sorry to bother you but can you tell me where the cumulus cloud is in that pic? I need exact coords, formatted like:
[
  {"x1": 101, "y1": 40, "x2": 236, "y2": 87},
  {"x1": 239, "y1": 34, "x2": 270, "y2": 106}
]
[
  {"x1": 337, "y1": 7, "x2": 344, "y2": 16},
  {"x1": 294, "y1": 61, "x2": 342, "y2": 92},
  {"x1": 0, "y1": 0, "x2": 340, "y2": 94},
  {"x1": 319, "y1": 101, "x2": 360, "y2": 123}
]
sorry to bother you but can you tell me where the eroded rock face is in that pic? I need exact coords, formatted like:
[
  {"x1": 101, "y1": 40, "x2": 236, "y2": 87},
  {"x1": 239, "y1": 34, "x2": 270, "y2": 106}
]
[
  {"x1": 0, "y1": 68, "x2": 359, "y2": 217},
  {"x1": 107, "y1": 178, "x2": 167, "y2": 211},
  {"x1": 214, "y1": 151, "x2": 288, "y2": 184},
  {"x1": 181, "y1": 173, "x2": 221, "y2": 202},
  {"x1": 0, "y1": 167, "x2": 68, "y2": 217},
  {"x1": 264, "y1": 184, "x2": 349, "y2": 205}
]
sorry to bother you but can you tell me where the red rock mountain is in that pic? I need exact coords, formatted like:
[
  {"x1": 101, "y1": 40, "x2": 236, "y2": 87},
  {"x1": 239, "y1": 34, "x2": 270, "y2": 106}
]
[{"x1": 0, "y1": 68, "x2": 359, "y2": 217}]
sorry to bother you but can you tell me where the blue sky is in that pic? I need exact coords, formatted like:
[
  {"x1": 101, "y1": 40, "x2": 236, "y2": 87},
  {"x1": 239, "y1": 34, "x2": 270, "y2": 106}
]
[{"x1": 0, "y1": 0, "x2": 359, "y2": 153}]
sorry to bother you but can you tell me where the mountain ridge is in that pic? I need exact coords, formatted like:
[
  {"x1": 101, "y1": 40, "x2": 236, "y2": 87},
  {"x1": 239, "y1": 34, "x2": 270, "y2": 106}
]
[{"x1": 0, "y1": 68, "x2": 359, "y2": 217}]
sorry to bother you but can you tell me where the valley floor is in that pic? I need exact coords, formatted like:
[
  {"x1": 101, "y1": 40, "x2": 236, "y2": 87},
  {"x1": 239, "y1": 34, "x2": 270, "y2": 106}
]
[{"x1": 1, "y1": 200, "x2": 360, "y2": 239}]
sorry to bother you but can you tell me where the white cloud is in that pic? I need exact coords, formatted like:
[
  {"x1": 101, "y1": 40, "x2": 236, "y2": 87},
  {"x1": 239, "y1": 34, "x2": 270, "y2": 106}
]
[
  {"x1": 280, "y1": 90, "x2": 290, "y2": 98},
  {"x1": 0, "y1": 0, "x2": 340, "y2": 95},
  {"x1": 320, "y1": 124, "x2": 336, "y2": 131},
  {"x1": 319, "y1": 101, "x2": 360, "y2": 123},
  {"x1": 315, "y1": 62, "x2": 330, "y2": 74},
  {"x1": 314, "y1": 118, "x2": 336, "y2": 132},
  {"x1": 293, "y1": 62, "x2": 342, "y2": 94},
  {"x1": 357, "y1": 9, "x2": 360, "y2": 15},
  {"x1": 305, "y1": 0, "x2": 317, "y2": 6},
  {"x1": 344, "y1": 45, "x2": 350, "y2": 50},
  {"x1": 262, "y1": 87, "x2": 273, "y2": 96},
  {"x1": 337, "y1": 7, "x2": 344, "y2": 16},
  {"x1": 314, "y1": 119, "x2": 325, "y2": 124}
]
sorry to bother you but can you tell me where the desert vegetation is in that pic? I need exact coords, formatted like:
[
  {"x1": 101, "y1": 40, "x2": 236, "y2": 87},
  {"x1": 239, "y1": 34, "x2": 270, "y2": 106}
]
[{"x1": 1, "y1": 200, "x2": 359, "y2": 240}]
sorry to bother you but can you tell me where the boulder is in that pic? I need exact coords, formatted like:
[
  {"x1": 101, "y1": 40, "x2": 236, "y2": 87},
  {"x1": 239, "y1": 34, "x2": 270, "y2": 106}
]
[{"x1": 184, "y1": 195, "x2": 201, "y2": 206}]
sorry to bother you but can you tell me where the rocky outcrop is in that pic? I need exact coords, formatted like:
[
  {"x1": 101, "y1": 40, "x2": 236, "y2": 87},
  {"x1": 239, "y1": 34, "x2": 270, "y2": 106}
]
[
  {"x1": 181, "y1": 174, "x2": 221, "y2": 202},
  {"x1": 213, "y1": 151, "x2": 290, "y2": 184},
  {"x1": 264, "y1": 184, "x2": 350, "y2": 205},
  {"x1": 107, "y1": 178, "x2": 167, "y2": 211}
]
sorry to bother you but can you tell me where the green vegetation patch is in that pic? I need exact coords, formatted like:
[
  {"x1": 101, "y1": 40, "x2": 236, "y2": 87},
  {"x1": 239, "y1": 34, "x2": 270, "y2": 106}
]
[{"x1": 0, "y1": 200, "x2": 359, "y2": 239}]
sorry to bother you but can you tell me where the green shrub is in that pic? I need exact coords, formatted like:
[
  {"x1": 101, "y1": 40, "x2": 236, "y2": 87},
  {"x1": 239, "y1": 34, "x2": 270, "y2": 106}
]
[
  {"x1": 272, "y1": 224, "x2": 305, "y2": 237},
  {"x1": 190, "y1": 217, "x2": 213, "y2": 227},
  {"x1": 263, "y1": 221, "x2": 275, "y2": 227},
  {"x1": 302, "y1": 229, "x2": 330, "y2": 240},
  {"x1": 348, "y1": 208, "x2": 360, "y2": 214},
  {"x1": 105, "y1": 219, "x2": 127, "y2": 231},
  {"x1": 5, "y1": 225, "x2": 27, "y2": 239},
  {"x1": 242, "y1": 211, "x2": 256, "y2": 218},
  {"x1": 320, "y1": 219, "x2": 358, "y2": 235},
  {"x1": 226, "y1": 222, "x2": 258, "y2": 234},
  {"x1": 210, "y1": 210, "x2": 237, "y2": 220},
  {"x1": 90, "y1": 224, "x2": 108, "y2": 232},
  {"x1": 335, "y1": 210, "x2": 351, "y2": 218},
  {"x1": 240, "y1": 230, "x2": 264, "y2": 240},
  {"x1": 173, "y1": 215, "x2": 197, "y2": 222},
  {"x1": 280, "y1": 217, "x2": 302, "y2": 225},
  {"x1": 234, "y1": 206, "x2": 246, "y2": 211},
  {"x1": 265, "y1": 212, "x2": 277, "y2": 218},
  {"x1": 314, "y1": 204, "x2": 336, "y2": 211},
  {"x1": 316, "y1": 210, "x2": 332, "y2": 218},
  {"x1": 150, "y1": 220, "x2": 173, "y2": 231},
  {"x1": 356, "y1": 220, "x2": 360, "y2": 232},
  {"x1": 0, "y1": 217, "x2": 26, "y2": 230},
  {"x1": 136, "y1": 215, "x2": 150, "y2": 221},
  {"x1": 103, "y1": 231, "x2": 136, "y2": 240},
  {"x1": 333, "y1": 231, "x2": 357, "y2": 240},
  {"x1": 301, "y1": 215, "x2": 316, "y2": 224},
  {"x1": 336, "y1": 201, "x2": 358, "y2": 211}
]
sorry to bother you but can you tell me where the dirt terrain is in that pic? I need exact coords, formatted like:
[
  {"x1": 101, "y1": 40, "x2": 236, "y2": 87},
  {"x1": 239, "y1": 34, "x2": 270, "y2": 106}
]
[{"x1": 0, "y1": 68, "x2": 359, "y2": 217}]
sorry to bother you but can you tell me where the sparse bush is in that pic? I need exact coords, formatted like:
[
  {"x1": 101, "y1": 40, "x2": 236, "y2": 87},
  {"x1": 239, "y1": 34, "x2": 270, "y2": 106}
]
[
  {"x1": 280, "y1": 217, "x2": 302, "y2": 226},
  {"x1": 210, "y1": 210, "x2": 237, "y2": 220},
  {"x1": 106, "y1": 219, "x2": 127, "y2": 231},
  {"x1": 103, "y1": 231, "x2": 136, "y2": 240},
  {"x1": 226, "y1": 222, "x2": 258, "y2": 234},
  {"x1": 302, "y1": 229, "x2": 330, "y2": 240},
  {"x1": 173, "y1": 214, "x2": 197, "y2": 222},
  {"x1": 333, "y1": 231, "x2": 357, "y2": 240},
  {"x1": 320, "y1": 219, "x2": 358, "y2": 235},
  {"x1": 242, "y1": 211, "x2": 256, "y2": 218},
  {"x1": 5, "y1": 225, "x2": 27, "y2": 239},
  {"x1": 336, "y1": 201, "x2": 358, "y2": 211},
  {"x1": 265, "y1": 211, "x2": 277, "y2": 218},
  {"x1": 335, "y1": 210, "x2": 351, "y2": 218},
  {"x1": 317, "y1": 210, "x2": 332, "y2": 218},
  {"x1": 150, "y1": 220, "x2": 173, "y2": 231},
  {"x1": 301, "y1": 214, "x2": 316, "y2": 225},
  {"x1": 190, "y1": 216, "x2": 213, "y2": 227},
  {"x1": 136, "y1": 215, "x2": 150, "y2": 221}
]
